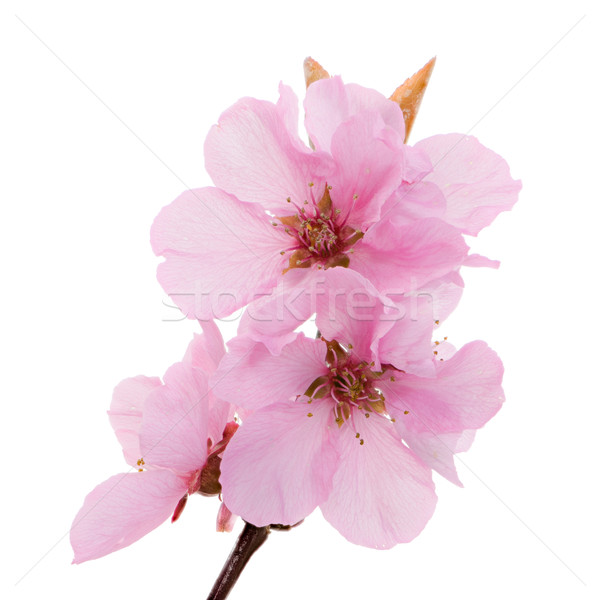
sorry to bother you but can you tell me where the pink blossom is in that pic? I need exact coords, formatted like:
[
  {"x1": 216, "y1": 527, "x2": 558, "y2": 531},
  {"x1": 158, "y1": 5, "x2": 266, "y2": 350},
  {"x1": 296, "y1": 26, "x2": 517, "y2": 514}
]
[
  {"x1": 150, "y1": 78, "x2": 503, "y2": 321},
  {"x1": 70, "y1": 322, "x2": 235, "y2": 563},
  {"x1": 214, "y1": 299, "x2": 504, "y2": 548}
]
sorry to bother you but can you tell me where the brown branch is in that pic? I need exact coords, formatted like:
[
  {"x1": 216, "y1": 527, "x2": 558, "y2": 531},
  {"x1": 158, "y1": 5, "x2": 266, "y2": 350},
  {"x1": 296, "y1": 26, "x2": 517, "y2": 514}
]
[{"x1": 206, "y1": 521, "x2": 270, "y2": 600}]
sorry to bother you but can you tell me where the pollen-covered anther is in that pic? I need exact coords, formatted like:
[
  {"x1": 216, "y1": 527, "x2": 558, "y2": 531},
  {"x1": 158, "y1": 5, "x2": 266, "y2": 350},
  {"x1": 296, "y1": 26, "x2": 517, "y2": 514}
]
[{"x1": 277, "y1": 185, "x2": 363, "y2": 273}]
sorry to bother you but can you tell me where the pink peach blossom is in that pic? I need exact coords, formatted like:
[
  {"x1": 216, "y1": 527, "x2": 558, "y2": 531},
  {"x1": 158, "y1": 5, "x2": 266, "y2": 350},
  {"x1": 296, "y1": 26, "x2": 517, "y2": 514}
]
[
  {"x1": 214, "y1": 298, "x2": 504, "y2": 548},
  {"x1": 151, "y1": 78, "x2": 494, "y2": 321},
  {"x1": 71, "y1": 322, "x2": 235, "y2": 563}
]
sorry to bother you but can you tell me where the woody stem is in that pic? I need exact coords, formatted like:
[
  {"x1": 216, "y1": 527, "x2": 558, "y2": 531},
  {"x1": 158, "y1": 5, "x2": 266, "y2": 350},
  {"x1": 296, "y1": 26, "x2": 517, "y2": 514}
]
[{"x1": 206, "y1": 521, "x2": 270, "y2": 600}]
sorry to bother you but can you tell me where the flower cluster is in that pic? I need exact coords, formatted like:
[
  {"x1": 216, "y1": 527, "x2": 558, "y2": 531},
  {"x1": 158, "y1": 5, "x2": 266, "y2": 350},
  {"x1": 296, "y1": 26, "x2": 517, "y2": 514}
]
[{"x1": 71, "y1": 62, "x2": 519, "y2": 563}]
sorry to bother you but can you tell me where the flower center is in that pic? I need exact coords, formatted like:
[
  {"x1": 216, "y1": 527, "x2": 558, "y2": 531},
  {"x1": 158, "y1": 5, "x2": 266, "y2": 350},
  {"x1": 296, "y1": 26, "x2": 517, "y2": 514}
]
[
  {"x1": 278, "y1": 185, "x2": 363, "y2": 272},
  {"x1": 303, "y1": 340, "x2": 391, "y2": 443}
]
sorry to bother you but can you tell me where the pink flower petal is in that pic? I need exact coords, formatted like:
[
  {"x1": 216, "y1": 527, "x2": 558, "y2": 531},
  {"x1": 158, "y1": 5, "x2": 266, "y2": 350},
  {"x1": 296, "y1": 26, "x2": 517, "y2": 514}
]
[
  {"x1": 313, "y1": 268, "x2": 396, "y2": 368},
  {"x1": 401, "y1": 429, "x2": 476, "y2": 486},
  {"x1": 220, "y1": 399, "x2": 338, "y2": 526},
  {"x1": 328, "y1": 111, "x2": 406, "y2": 227},
  {"x1": 402, "y1": 145, "x2": 435, "y2": 183},
  {"x1": 216, "y1": 502, "x2": 237, "y2": 533},
  {"x1": 344, "y1": 83, "x2": 405, "y2": 139},
  {"x1": 151, "y1": 187, "x2": 287, "y2": 320},
  {"x1": 140, "y1": 363, "x2": 210, "y2": 473},
  {"x1": 410, "y1": 271, "x2": 465, "y2": 325},
  {"x1": 71, "y1": 470, "x2": 187, "y2": 563},
  {"x1": 320, "y1": 416, "x2": 436, "y2": 548},
  {"x1": 384, "y1": 341, "x2": 504, "y2": 434},
  {"x1": 238, "y1": 269, "x2": 315, "y2": 355},
  {"x1": 183, "y1": 321, "x2": 226, "y2": 371},
  {"x1": 463, "y1": 253, "x2": 500, "y2": 269},
  {"x1": 351, "y1": 218, "x2": 469, "y2": 294},
  {"x1": 211, "y1": 333, "x2": 328, "y2": 411},
  {"x1": 380, "y1": 181, "x2": 446, "y2": 227},
  {"x1": 275, "y1": 83, "x2": 305, "y2": 151},
  {"x1": 377, "y1": 294, "x2": 436, "y2": 376},
  {"x1": 181, "y1": 326, "x2": 232, "y2": 448},
  {"x1": 204, "y1": 96, "x2": 332, "y2": 212},
  {"x1": 108, "y1": 376, "x2": 161, "y2": 467},
  {"x1": 414, "y1": 133, "x2": 521, "y2": 235},
  {"x1": 304, "y1": 77, "x2": 405, "y2": 152}
]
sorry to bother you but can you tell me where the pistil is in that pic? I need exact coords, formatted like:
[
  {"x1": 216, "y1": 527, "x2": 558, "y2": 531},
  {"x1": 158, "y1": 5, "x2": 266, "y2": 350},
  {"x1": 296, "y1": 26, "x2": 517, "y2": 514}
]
[
  {"x1": 278, "y1": 185, "x2": 363, "y2": 272},
  {"x1": 303, "y1": 339, "x2": 393, "y2": 436}
]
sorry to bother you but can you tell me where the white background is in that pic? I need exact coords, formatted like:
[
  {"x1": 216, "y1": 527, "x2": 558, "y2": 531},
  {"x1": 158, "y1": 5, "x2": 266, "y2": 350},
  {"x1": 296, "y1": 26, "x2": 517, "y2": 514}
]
[{"x1": 1, "y1": 1, "x2": 598, "y2": 599}]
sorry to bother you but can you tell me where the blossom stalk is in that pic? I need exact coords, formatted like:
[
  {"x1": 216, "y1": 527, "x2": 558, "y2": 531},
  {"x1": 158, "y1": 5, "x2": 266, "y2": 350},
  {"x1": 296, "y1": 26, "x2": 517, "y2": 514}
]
[{"x1": 206, "y1": 522, "x2": 270, "y2": 600}]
